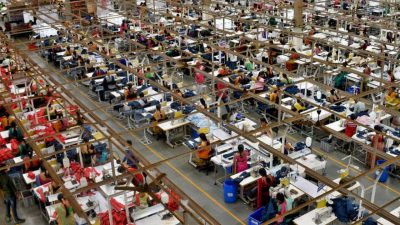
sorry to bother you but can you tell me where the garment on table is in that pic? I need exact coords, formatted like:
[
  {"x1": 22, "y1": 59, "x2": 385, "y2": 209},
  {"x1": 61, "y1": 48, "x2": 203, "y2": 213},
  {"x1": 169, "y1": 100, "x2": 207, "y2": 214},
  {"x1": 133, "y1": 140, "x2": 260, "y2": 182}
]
[
  {"x1": 330, "y1": 105, "x2": 346, "y2": 112},
  {"x1": 328, "y1": 197, "x2": 359, "y2": 223}
]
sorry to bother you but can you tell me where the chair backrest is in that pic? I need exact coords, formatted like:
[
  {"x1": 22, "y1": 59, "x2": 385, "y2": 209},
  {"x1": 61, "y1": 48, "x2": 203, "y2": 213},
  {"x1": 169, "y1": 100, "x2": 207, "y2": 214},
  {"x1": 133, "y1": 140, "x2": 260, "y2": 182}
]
[
  {"x1": 385, "y1": 138, "x2": 394, "y2": 149},
  {"x1": 305, "y1": 137, "x2": 312, "y2": 148}
]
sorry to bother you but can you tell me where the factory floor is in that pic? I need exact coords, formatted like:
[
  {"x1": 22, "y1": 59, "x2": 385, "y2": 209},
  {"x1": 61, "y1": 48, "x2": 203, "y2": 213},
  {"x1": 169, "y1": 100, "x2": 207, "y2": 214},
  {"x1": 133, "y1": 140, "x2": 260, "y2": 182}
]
[{"x1": 1, "y1": 5, "x2": 400, "y2": 225}]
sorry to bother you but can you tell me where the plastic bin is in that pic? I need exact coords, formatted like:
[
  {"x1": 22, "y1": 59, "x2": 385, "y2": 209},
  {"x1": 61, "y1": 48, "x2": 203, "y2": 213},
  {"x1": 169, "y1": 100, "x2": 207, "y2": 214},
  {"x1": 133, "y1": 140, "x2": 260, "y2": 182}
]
[
  {"x1": 320, "y1": 138, "x2": 334, "y2": 152},
  {"x1": 21, "y1": 190, "x2": 34, "y2": 207},
  {"x1": 223, "y1": 179, "x2": 238, "y2": 203},
  {"x1": 248, "y1": 206, "x2": 265, "y2": 225},
  {"x1": 376, "y1": 159, "x2": 390, "y2": 183}
]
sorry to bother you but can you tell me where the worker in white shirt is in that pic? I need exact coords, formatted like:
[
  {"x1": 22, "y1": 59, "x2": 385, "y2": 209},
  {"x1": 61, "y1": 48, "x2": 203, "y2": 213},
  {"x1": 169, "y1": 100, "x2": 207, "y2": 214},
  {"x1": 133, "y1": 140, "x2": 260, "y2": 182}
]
[{"x1": 353, "y1": 100, "x2": 366, "y2": 115}]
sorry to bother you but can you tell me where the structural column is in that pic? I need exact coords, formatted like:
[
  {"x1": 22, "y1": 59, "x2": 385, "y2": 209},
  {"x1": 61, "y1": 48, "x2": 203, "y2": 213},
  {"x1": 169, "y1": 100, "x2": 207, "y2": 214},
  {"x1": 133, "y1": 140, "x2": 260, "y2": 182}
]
[{"x1": 292, "y1": 0, "x2": 303, "y2": 51}]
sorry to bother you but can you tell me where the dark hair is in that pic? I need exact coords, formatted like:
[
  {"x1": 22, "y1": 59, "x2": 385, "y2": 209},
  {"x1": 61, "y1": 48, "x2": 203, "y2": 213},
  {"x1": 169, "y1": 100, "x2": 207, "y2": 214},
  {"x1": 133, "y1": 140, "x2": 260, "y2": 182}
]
[
  {"x1": 350, "y1": 114, "x2": 357, "y2": 120},
  {"x1": 330, "y1": 89, "x2": 335, "y2": 95},
  {"x1": 374, "y1": 125, "x2": 382, "y2": 132},
  {"x1": 10, "y1": 121, "x2": 16, "y2": 128},
  {"x1": 57, "y1": 194, "x2": 70, "y2": 216},
  {"x1": 237, "y1": 144, "x2": 244, "y2": 156},
  {"x1": 156, "y1": 104, "x2": 161, "y2": 111},
  {"x1": 276, "y1": 192, "x2": 285, "y2": 203},
  {"x1": 259, "y1": 168, "x2": 267, "y2": 177},
  {"x1": 260, "y1": 118, "x2": 267, "y2": 123},
  {"x1": 200, "y1": 98, "x2": 207, "y2": 109},
  {"x1": 126, "y1": 140, "x2": 133, "y2": 145},
  {"x1": 199, "y1": 133, "x2": 208, "y2": 142}
]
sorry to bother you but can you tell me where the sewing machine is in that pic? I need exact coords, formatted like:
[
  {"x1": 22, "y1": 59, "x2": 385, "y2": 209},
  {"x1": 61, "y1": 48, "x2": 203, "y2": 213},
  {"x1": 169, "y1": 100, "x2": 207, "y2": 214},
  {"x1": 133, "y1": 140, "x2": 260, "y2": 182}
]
[{"x1": 312, "y1": 207, "x2": 333, "y2": 224}]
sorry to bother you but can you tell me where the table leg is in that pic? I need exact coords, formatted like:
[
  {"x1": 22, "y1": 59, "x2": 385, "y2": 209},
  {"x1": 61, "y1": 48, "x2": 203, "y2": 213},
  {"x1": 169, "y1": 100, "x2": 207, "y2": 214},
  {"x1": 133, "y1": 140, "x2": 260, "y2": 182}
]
[{"x1": 165, "y1": 130, "x2": 173, "y2": 148}]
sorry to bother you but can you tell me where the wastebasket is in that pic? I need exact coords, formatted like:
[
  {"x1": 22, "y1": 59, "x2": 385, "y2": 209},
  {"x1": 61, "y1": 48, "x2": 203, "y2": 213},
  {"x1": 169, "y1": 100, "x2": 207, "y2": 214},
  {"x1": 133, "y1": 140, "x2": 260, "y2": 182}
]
[
  {"x1": 248, "y1": 206, "x2": 265, "y2": 225},
  {"x1": 223, "y1": 179, "x2": 237, "y2": 203},
  {"x1": 376, "y1": 159, "x2": 390, "y2": 183}
]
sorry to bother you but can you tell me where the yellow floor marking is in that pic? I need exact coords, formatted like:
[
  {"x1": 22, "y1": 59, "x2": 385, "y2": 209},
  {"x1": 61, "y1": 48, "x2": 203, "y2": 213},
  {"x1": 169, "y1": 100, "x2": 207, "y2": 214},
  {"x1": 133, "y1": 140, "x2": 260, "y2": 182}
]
[{"x1": 132, "y1": 134, "x2": 247, "y2": 225}]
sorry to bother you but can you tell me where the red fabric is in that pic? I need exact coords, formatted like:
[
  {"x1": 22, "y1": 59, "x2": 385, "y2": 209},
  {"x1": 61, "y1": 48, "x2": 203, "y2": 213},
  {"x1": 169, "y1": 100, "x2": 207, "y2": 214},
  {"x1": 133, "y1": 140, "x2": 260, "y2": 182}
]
[
  {"x1": 110, "y1": 198, "x2": 125, "y2": 211},
  {"x1": 10, "y1": 139, "x2": 19, "y2": 155},
  {"x1": 28, "y1": 171, "x2": 35, "y2": 179},
  {"x1": 195, "y1": 73, "x2": 205, "y2": 84},
  {"x1": 216, "y1": 82, "x2": 227, "y2": 98},
  {"x1": 0, "y1": 148, "x2": 13, "y2": 162},
  {"x1": 0, "y1": 136, "x2": 6, "y2": 146},
  {"x1": 99, "y1": 209, "x2": 127, "y2": 225},
  {"x1": 127, "y1": 168, "x2": 144, "y2": 185},
  {"x1": 36, "y1": 187, "x2": 46, "y2": 202}
]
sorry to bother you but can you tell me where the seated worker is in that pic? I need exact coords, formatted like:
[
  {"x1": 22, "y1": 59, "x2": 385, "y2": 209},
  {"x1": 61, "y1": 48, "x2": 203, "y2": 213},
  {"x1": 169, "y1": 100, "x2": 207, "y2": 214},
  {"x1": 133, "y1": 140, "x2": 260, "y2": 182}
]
[
  {"x1": 275, "y1": 192, "x2": 289, "y2": 224},
  {"x1": 102, "y1": 74, "x2": 116, "y2": 91},
  {"x1": 81, "y1": 138, "x2": 95, "y2": 167},
  {"x1": 327, "y1": 89, "x2": 340, "y2": 103},
  {"x1": 292, "y1": 99, "x2": 306, "y2": 113},
  {"x1": 135, "y1": 192, "x2": 151, "y2": 209},
  {"x1": 269, "y1": 89, "x2": 279, "y2": 104},
  {"x1": 8, "y1": 121, "x2": 23, "y2": 141},
  {"x1": 260, "y1": 118, "x2": 273, "y2": 137},
  {"x1": 175, "y1": 14, "x2": 182, "y2": 23},
  {"x1": 283, "y1": 140, "x2": 294, "y2": 155},
  {"x1": 253, "y1": 73, "x2": 266, "y2": 94},
  {"x1": 122, "y1": 140, "x2": 138, "y2": 168},
  {"x1": 286, "y1": 48, "x2": 299, "y2": 71},
  {"x1": 127, "y1": 92, "x2": 148, "y2": 109},
  {"x1": 385, "y1": 87, "x2": 400, "y2": 107},
  {"x1": 233, "y1": 144, "x2": 249, "y2": 173},
  {"x1": 352, "y1": 99, "x2": 366, "y2": 115},
  {"x1": 144, "y1": 68, "x2": 155, "y2": 80},
  {"x1": 94, "y1": 67, "x2": 106, "y2": 77},
  {"x1": 334, "y1": 62, "x2": 349, "y2": 90},
  {"x1": 281, "y1": 73, "x2": 293, "y2": 84},
  {"x1": 193, "y1": 133, "x2": 212, "y2": 166},
  {"x1": 64, "y1": 46, "x2": 73, "y2": 56},
  {"x1": 153, "y1": 104, "x2": 166, "y2": 122},
  {"x1": 367, "y1": 125, "x2": 385, "y2": 167},
  {"x1": 313, "y1": 44, "x2": 322, "y2": 55},
  {"x1": 344, "y1": 114, "x2": 357, "y2": 137},
  {"x1": 124, "y1": 83, "x2": 136, "y2": 99},
  {"x1": 0, "y1": 112, "x2": 9, "y2": 130},
  {"x1": 38, "y1": 168, "x2": 53, "y2": 185},
  {"x1": 18, "y1": 139, "x2": 31, "y2": 157},
  {"x1": 218, "y1": 64, "x2": 231, "y2": 76}
]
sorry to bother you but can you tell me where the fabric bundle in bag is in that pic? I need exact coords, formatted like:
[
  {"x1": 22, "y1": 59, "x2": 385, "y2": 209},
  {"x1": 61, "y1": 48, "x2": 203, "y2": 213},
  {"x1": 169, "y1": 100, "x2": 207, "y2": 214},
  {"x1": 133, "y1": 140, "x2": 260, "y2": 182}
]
[
  {"x1": 328, "y1": 197, "x2": 359, "y2": 223},
  {"x1": 261, "y1": 199, "x2": 277, "y2": 224}
]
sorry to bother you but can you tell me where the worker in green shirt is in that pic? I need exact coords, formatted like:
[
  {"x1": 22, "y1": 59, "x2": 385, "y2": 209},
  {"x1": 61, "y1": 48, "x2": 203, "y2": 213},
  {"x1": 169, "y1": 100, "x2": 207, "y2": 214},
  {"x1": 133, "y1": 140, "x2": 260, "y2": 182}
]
[
  {"x1": 144, "y1": 67, "x2": 155, "y2": 80},
  {"x1": 0, "y1": 169, "x2": 25, "y2": 223}
]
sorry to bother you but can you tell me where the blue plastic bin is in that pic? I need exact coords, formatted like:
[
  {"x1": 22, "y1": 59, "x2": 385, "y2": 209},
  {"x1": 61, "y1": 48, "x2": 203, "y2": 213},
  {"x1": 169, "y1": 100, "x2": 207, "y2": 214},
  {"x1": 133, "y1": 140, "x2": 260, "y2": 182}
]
[
  {"x1": 223, "y1": 179, "x2": 238, "y2": 203},
  {"x1": 248, "y1": 207, "x2": 265, "y2": 225},
  {"x1": 376, "y1": 159, "x2": 390, "y2": 183}
]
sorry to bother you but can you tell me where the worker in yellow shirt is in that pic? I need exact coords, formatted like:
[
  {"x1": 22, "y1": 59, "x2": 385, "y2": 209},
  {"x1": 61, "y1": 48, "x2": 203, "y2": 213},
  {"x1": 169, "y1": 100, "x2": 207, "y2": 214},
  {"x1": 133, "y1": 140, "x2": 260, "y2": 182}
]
[
  {"x1": 385, "y1": 87, "x2": 400, "y2": 107},
  {"x1": 292, "y1": 99, "x2": 306, "y2": 112}
]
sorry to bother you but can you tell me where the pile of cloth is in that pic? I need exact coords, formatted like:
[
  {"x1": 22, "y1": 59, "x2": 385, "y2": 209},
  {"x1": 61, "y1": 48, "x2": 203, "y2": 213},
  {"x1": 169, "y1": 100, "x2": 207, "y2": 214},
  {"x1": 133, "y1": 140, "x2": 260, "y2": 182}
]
[{"x1": 98, "y1": 209, "x2": 127, "y2": 225}]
